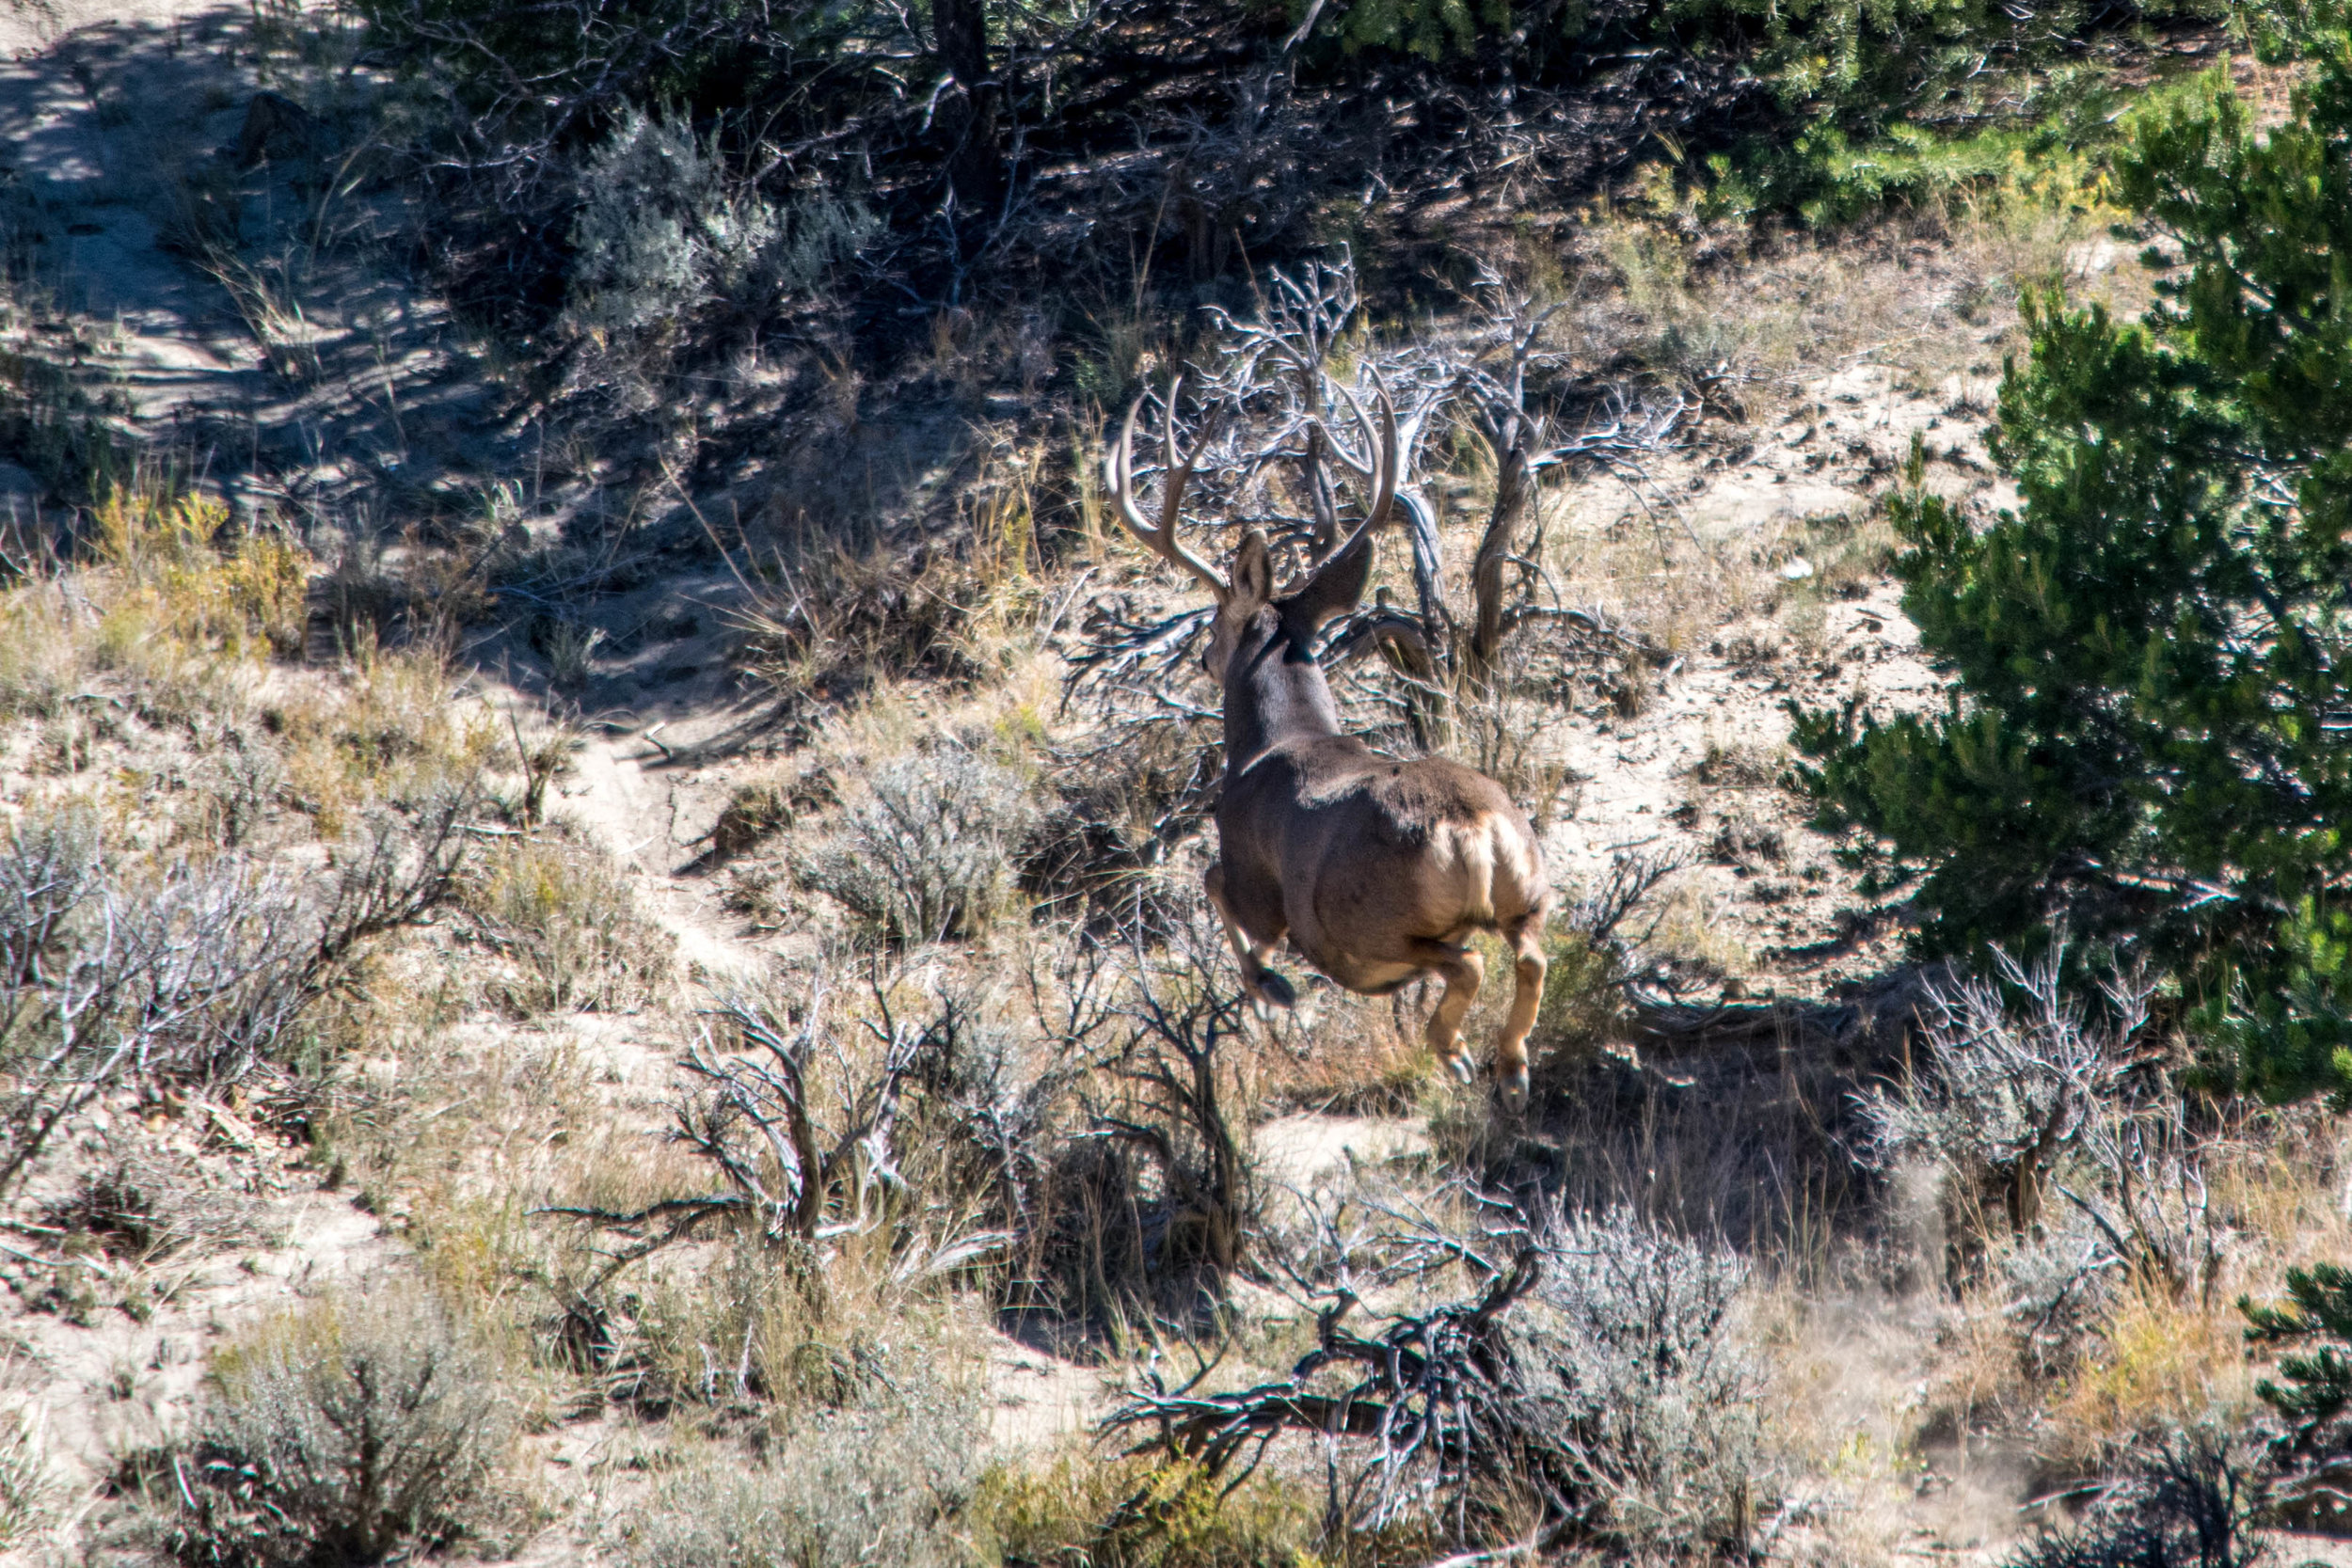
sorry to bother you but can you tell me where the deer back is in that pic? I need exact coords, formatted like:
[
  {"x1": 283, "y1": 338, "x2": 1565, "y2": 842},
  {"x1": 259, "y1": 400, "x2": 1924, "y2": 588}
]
[{"x1": 1213, "y1": 561, "x2": 1545, "y2": 962}]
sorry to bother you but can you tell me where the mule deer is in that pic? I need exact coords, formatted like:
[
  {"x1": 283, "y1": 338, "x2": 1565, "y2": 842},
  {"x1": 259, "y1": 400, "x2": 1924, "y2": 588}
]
[{"x1": 1105, "y1": 386, "x2": 1552, "y2": 1103}]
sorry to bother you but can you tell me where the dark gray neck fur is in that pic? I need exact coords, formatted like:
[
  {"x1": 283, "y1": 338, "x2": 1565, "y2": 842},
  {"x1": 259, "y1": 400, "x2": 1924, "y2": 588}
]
[{"x1": 1221, "y1": 609, "x2": 1342, "y2": 772}]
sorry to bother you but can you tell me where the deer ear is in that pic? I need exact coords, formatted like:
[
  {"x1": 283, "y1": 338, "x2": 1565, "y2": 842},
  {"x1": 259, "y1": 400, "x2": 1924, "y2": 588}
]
[
  {"x1": 1279, "y1": 526, "x2": 1375, "y2": 633},
  {"x1": 1230, "y1": 530, "x2": 1275, "y2": 612}
]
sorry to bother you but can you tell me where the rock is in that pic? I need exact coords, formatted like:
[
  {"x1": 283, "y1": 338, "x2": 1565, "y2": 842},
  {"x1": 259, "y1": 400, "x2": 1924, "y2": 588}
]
[{"x1": 235, "y1": 90, "x2": 312, "y2": 167}]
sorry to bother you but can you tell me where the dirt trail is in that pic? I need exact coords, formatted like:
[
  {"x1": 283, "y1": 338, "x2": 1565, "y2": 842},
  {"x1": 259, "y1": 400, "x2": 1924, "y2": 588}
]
[{"x1": 558, "y1": 727, "x2": 771, "y2": 985}]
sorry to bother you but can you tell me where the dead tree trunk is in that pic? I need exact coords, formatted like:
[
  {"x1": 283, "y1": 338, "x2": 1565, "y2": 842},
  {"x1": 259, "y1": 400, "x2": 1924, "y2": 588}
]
[
  {"x1": 934, "y1": 0, "x2": 1001, "y2": 207},
  {"x1": 1464, "y1": 419, "x2": 1536, "y2": 693}
]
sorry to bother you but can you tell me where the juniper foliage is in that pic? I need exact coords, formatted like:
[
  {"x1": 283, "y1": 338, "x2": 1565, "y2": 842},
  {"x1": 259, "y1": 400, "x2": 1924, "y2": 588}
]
[{"x1": 1794, "y1": 33, "x2": 2352, "y2": 1102}]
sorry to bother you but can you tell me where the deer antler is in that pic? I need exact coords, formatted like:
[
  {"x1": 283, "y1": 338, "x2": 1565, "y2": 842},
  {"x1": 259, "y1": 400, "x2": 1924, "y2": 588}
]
[
  {"x1": 1104, "y1": 381, "x2": 1231, "y2": 600},
  {"x1": 1309, "y1": 379, "x2": 1399, "y2": 571}
]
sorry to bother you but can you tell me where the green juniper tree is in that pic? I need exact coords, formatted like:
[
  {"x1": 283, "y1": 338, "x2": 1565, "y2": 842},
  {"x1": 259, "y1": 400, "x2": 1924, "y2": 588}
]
[{"x1": 1792, "y1": 27, "x2": 2352, "y2": 1102}]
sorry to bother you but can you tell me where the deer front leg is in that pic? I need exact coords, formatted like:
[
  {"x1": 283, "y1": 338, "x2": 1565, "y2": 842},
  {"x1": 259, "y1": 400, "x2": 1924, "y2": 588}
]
[
  {"x1": 1493, "y1": 913, "x2": 1549, "y2": 1112},
  {"x1": 1413, "y1": 940, "x2": 1485, "y2": 1085},
  {"x1": 1205, "y1": 861, "x2": 1295, "y2": 1017}
]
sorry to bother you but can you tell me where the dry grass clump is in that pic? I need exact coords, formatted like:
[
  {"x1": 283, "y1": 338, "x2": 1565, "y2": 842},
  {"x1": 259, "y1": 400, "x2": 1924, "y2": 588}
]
[
  {"x1": 40, "y1": 1148, "x2": 274, "y2": 1263},
  {"x1": 970, "y1": 1450, "x2": 1359, "y2": 1568},
  {"x1": 2050, "y1": 1289, "x2": 2262, "y2": 1465},
  {"x1": 1581, "y1": 186, "x2": 2131, "y2": 407},
  {"x1": 267, "y1": 634, "x2": 497, "y2": 832},
  {"x1": 707, "y1": 776, "x2": 794, "y2": 861},
  {"x1": 1455, "y1": 682, "x2": 1580, "y2": 832},
  {"x1": 1545, "y1": 511, "x2": 1762, "y2": 659},
  {"x1": 140, "y1": 1285, "x2": 520, "y2": 1567},
  {"x1": 1255, "y1": 998, "x2": 1441, "y2": 1116},
  {"x1": 0, "y1": 1403, "x2": 56, "y2": 1552},
  {"x1": 460, "y1": 833, "x2": 673, "y2": 1015},
  {"x1": 0, "y1": 586, "x2": 96, "y2": 721},
  {"x1": 0, "y1": 480, "x2": 308, "y2": 732},
  {"x1": 91, "y1": 485, "x2": 309, "y2": 662},
  {"x1": 1694, "y1": 734, "x2": 1788, "y2": 788},
  {"x1": 732, "y1": 529, "x2": 1039, "y2": 703}
]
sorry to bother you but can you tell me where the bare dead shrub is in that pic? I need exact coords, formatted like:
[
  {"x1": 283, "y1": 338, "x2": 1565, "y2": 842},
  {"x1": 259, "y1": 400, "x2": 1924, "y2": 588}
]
[
  {"x1": 1114, "y1": 1189, "x2": 1758, "y2": 1554},
  {"x1": 1023, "y1": 721, "x2": 1217, "y2": 936},
  {"x1": 2005, "y1": 1426, "x2": 2269, "y2": 1568},
  {"x1": 543, "y1": 973, "x2": 1015, "y2": 1402},
  {"x1": 1860, "y1": 946, "x2": 2225, "y2": 1362},
  {"x1": 797, "y1": 747, "x2": 1038, "y2": 945},
  {"x1": 1086, "y1": 947, "x2": 1259, "y2": 1289},
  {"x1": 0, "y1": 818, "x2": 315, "y2": 1194},
  {"x1": 1071, "y1": 250, "x2": 1686, "y2": 766},
  {"x1": 151, "y1": 1288, "x2": 515, "y2": 1567},
  {"x1": 981, "y1": 923, "x2": 1263, "y2": 1328},
  {"x1": 1858, "y1": 946, "x2": 2137, "y2": 1237},
  {"x1": 0, "y1": 790, "x2": 472, "y2": 1193},
  {"x1": 40, "y1": 1148, "x2": 269, "y2": 1262},
  {"x1": 0, "y1": 799, "x2": 472, "y2": 1189},
  {"x1": 313, "y1": 788, "x2": 474, "y2": 967},
  {"x1": 914, "y1": 950, "x2": 1092, "y2": 1272}
]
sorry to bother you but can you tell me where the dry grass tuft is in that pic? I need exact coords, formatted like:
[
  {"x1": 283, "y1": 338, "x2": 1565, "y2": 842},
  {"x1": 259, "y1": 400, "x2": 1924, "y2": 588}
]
[
  {"x1": 462, "y1": 834, "x2": 674, "y2": 1014},
  {"x1": 270, "y1": 633, "x2": 497, "y2": 832}
]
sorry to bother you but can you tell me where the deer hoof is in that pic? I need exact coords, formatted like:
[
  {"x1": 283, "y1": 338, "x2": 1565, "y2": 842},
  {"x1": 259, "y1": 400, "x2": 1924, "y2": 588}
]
[
  {"x1": 1439, "y1": 1052, "x2": 1475, "y2": 1085},
  {"x1": 1257, "y1": 971, "x2": 1297, "y2": 1009},
  {"x1": 1496, "y1": 1069, "x2": 1531, "y2": 1114}
]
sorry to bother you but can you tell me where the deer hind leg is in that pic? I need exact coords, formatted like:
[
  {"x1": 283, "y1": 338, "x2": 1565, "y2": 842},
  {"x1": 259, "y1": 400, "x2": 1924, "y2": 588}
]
[
  {"x1": 1493, "y1": 913, "x2": 1549, "y2": 1111},
  {"x1": 1411, "y1": 940, "x2": 1485, "y2": 1085},
  {"x1": 1205, "y1": 861, "x2": 1295, "y2": 1017}
]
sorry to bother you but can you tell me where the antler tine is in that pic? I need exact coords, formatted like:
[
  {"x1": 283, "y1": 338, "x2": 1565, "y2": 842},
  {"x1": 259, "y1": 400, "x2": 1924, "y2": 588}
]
[
  {"x1": 1308, "y1": 378, "x2": 1400, "y2": 571},
  {"x1": 1104, "y1": 382, "x2": 1230, "y2": 599},
  {"x1": 1364, "y1": 380, "x2": 1399, "y2": 533},
  {"x1": 1322, "y1": 376, "x2": 1377, "y2": 485},
  {"x1": 1326, "y1": 376, "x2": 1400, "y2": 531}
]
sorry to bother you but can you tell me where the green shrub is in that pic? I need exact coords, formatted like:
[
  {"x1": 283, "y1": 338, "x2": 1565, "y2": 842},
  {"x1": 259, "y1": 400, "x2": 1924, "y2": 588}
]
[
  {"x1": 1792, "y1": 40, "x2": 2352, "y2": 1102},
  {"x1": 624, "y1": 1377, "x2": 983, "y2": 1568},
  {"x1": 2245, "y1": 1262, "x2": 2352, "y2": 1530},
  {"x1": 564, "y1": 109, "x2": 875, "y2": 344},
  {"x1": 2245, "y1": 1263, "x2": 2352, "y2": 1443},
  {"x1": 156, "y1": 1288, "x2": 515, "y2": 1566},
  {"x1": 798, "y1": 747, "x2": 1038, "y2": 944}
]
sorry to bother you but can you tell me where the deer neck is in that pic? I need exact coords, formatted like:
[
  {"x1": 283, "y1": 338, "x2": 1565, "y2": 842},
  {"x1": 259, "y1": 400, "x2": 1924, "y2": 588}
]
[{"x1": 1221, "y1": 613, "x2": 1342, "y2": 773}]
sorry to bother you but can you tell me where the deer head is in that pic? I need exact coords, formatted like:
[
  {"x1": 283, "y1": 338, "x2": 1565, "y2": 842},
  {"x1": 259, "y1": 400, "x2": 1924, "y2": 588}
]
[{"x1": 1103, "y1": 378, "x2": 1400, "y2": 688}]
